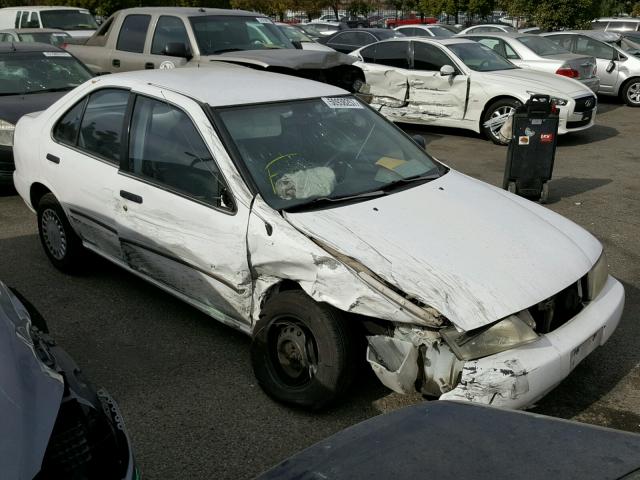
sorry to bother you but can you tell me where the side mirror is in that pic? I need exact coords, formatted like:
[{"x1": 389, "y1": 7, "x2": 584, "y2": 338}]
[
  {"x1": 440, "y1": 64, "x2": 455, "y2": 76},
  {"x1": 163, "y1": 42, "x2": 192, "y2": 60},
  {"x1": 606, "y1": 60, "x2": 616, "y2": 73},
  {"x1": 412, "y1": 134, "x2": 427, "y2": 149},
  {"x1": 291, "y1": 40, "x2": 303, "y2": 50}
]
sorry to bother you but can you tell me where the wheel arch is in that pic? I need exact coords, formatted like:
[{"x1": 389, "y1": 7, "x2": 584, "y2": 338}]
[
  {"x1": 619, "y1": 76, "x2": 640, "y2": 101},
  {"x1": 29, "y1": 182, "x2": 53, "y2": 210}
]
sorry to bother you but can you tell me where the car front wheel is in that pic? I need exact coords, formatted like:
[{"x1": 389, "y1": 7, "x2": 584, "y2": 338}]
[
  {"x1": 251, "y1": 290, "x2": 357, "y2": 410},
  {"x1": 622, "y1": 79, "x2": 640, "y2": 107},
  {"x1": 37, "y1": 193, "x2": 84, "y2": 273},
  {"x1": 482, "y1": 98, "x2": 522, "y2": 145}
]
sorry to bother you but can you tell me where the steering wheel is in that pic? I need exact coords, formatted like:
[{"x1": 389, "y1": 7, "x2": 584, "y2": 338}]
[
  {"x1": 324, "y1": 149, "x2": 354, "y2": 182},
  {"x1": 479, "y1": 59, "x2": 491, "y2": 70},
  {"x1": 251, "y1": 39, "x2": 265, "y2": 48}
]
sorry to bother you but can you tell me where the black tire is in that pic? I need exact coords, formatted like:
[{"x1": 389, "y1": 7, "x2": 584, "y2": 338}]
[
  {"x1": 621, "y1": 78, "x2": 640, "y2": 107},
  {"x1": 36, "y1": 193, "x2": 84, "y2": 273},
  {"x1": 251, "y1": 290, "x2": 357, "y2": 410},
  {"x1": 9, "y1": 287, "x2": 49, "y2": 333},
  {"x1": 482, "y1": 98, "x2": 522, "y2": 145}
]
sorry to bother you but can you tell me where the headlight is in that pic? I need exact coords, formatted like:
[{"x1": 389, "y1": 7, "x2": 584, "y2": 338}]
[
  {"x1": 0, "y1": 119, "x2": 15, "y2": 147},
  {"x1": 441, "y1": 311, "x2": 538, "y2": 361},
  {"x1": 550, "y1": 97, "x2": 568, "y2": 106},
  {"x1": 587, "y1": 251, "x2": 608, "y2": 301}
]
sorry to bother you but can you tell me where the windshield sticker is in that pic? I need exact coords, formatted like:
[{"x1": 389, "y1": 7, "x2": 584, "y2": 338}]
[
  {"x1": 43, "y1": 52, "x2": 71, "y2": 57},
  {"x1": 79, "y1": 9, "x2": 90, "y2": 14},
  {"x1": 256, "y1": 17, "x2": 272, "y2": 24},
  {"x1": 322, "y1": 97, "x2": 363, "y2": 109}
]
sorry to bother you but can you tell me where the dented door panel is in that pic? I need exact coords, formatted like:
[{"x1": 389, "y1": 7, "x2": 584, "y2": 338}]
[{"x1": 405, "y1": 71, "x2": 468, "y2": 122}]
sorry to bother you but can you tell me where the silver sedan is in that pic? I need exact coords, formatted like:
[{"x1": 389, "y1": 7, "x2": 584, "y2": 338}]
[
  {"x1": 459, "y1": 32, "x2": 600, "y2": 92},
  {"x1": 542, "y1": 31, "x2": 640, "y2": 106}
]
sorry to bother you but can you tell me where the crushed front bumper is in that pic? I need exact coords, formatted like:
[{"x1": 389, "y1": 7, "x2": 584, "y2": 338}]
[{"x1": 441, "y1": 275, "x2": 624, "y2": 409}]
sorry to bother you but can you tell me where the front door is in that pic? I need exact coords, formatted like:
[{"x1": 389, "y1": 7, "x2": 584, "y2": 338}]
[
  {"x1": 115, "y1": 90, "x2": 252, "y2": 327},
  {"x1": 405, "y1": 41, "x2": 468, "y2": 121}
]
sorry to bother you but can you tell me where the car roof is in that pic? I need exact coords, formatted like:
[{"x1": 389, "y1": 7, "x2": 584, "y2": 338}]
[
  {"x1": 108, "y1": 65, "x2": 346, "y2": 107},
  {"x1": 460, "y1": 32, "x2": 530, "y2": 39},
  {"x1": 113, "y1": 7, "x2": 261, "y2": 17},
  {"x1": 0, "y1": 41, "x2": 62, "y2": 53},
  {"x1": 466, "y1": 24, "x2": 511, "y2": 28},
  {"x1": 0, "y1": 6, "x2": 86, "y2": 10},
  {"x1": 0, "y1": 28, "x2": 67, "y2": 34},
  {"x1": 376, "y1": 36, "x2": 475, "y2": 46},
  {"x1": 596, "y1": 17, "x2": 640, "y2": 22}
]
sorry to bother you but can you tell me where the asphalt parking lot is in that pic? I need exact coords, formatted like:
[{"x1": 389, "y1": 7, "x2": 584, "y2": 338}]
[{"x1": 1, "y1": 96, "x2": 639, "y2": 479}]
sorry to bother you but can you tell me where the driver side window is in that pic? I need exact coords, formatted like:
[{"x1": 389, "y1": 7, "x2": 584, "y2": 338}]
[
  {"x1": 151, "y1": 15, "x2": 189, "y2": 55},
  {"x1": 128, "y1": 96, "x2": 231, "y2": 209}
]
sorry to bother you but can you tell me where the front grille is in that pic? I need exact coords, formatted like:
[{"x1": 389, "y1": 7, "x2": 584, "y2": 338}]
[
  {"x1": 574, "y1": 95, "x2": 597, "y2": 113},
  {"x1": 528, "y1": 278, "x2": 585, "y2": 334},
  {"x1": 567, "y1": 119, "x2": 592, "y2": 129}
]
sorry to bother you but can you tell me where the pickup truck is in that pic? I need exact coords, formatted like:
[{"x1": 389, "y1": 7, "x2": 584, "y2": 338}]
[{"x1": 66, "y1": 7, "x2": 364, "y2": 92}]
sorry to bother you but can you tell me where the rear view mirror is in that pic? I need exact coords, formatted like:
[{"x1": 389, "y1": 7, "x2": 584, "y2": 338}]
[
  {"x1": 440, "y1": 65, "x2": 455, "y2": 76},
  {"x1": 412, "y1": 134, "x2": 427, "y2": 149},
  {"x1": 606, "y1": 60, "x2": 616, "y2": 73},
  {"x1": 164, "y1": 42, "x2": 192, "y2": 60}
]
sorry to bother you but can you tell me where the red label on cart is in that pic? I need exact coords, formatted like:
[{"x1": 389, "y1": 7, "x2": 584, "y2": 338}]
[{"x1": 540, "y1": 133, "x2": 554, "y2": 143}]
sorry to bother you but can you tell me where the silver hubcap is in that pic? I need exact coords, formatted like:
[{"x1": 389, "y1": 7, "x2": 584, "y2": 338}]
[
  {"x1": 628, "y1": 83, "x2": 640, "y2": 104},
  {"x1": 487, "y1": 105, "x2": 516, "y2": 137},
  {"x1": 41, "y1": 209, "x2": 67, "y2": 260},
  {"x1": 275, "y1": 321, "x2": 317, "y2": 383}
]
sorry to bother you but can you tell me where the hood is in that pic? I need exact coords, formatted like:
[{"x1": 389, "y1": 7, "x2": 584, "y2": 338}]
[
  {"x1": 284, "y1": 171, "x2": 601, "y2": 331},
  {"x1": 0, "y1": 90, "x2": 70, "y2": 124},
  {"x1": 206, "y1": 48, "x2": 356, "y2": 70},
  {"x1": 0, "y1": 283, "x2": 63, "y2": 480},
  {"x1": 483, "y1": 68, "x2": 589, "y2": 97}
]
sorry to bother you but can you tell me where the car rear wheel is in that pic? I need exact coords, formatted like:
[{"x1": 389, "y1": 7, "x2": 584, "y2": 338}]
[
  {"x1": 251, "y1": 290, "x2": 357, "y2": 410},
  {"x1": 482, "y1": 98, "x2": 522, "y2": 145},
  {"x1": 622, "y1": 79, "x2": 640, "y2": 107},
  {"x1": 37, "y1": 193, "x2": 84, "y2": 273}
]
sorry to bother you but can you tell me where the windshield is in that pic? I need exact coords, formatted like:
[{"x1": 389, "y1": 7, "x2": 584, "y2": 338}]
[
  {"x1": 448, "y1": 42, "x2": 518, "y2": 71},
  {"x1": 40, "y1": 10, "x2": 97, "y2": 30},
  {"x1": 0, "y1": 52, "x2": 92, "y2": 96},
  {"x1": 279, "y1": 24, "x2": 313, "y2": 42},
  {"x1": 190, "y1": 15, "x2": 293, "y2": 55},
  {"x1": 18, "y1": 32, "x2": 70, "y2": 46},
  {"x1": 217, "y1": 97, "x2": 443, "y2": 211},
  {"x1": 518, "y1": 35, "x2": 569, "y2": 56}
]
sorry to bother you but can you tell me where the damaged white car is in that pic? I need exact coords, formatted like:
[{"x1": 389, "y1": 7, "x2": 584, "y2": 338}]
[
  {"x1": 349, "y1": 38, "x2": 597, "y2": 145},
  {"x1": 13, "y1": 66, "x2": 624, "y2": 410}
]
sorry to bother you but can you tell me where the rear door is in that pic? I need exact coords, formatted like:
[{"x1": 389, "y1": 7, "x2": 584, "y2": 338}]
[
  {"x1": 406, "y1": 41, "x2": 468, "y2": 121},
  {"x1": 572, "y1": 34, "x2": 619, "y2": 93},
  {"x1": 45, "y1": 88, "x2": 129, "y2": 260},
  {"x1": 357, "y1": 41, "x2": 411, "y2": 108},
  {"x1": 111, "y1": 13, "x2": 151, "y2": 72}
]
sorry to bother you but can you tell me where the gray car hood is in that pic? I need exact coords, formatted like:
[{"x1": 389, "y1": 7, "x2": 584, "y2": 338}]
[
  {"x1": 205, "y1": 48, "x2": 357, "y2": 70},
  {"x1": 0, "y1": 283, "x2": 63, "y2": 480},
  {"x1": 285, "y1": 171, "x2": 602, "y2": 331}
]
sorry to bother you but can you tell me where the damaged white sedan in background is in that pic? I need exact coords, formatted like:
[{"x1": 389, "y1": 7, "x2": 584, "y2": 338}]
[
  {"x1": 350, "y1": 38, "x2": 598, "y2": 145},
  {"x1": 13, "y1": 66, "x2": 624, "y2": 410}
]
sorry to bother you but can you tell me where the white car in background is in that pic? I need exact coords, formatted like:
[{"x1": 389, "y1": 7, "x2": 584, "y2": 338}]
[
  {"x1": 459, "y1": 32, "x2": 600, "y2": 92},
  {"x1": 12, "y1": 66, "x2": 623, "y2": 410},
  {"x1": 350, "y1": 38, "x2": 597, "y2": 144},
  {"x1": 394, "y1": 24, "x2": 454, "y2": 38},
  {"x1": 459, "y1": 23, "x2": 516, "y2": 34}
]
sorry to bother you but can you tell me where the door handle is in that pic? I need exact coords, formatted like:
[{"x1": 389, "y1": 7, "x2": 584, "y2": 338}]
[
  {"x1": 46, "y1": 153, "x2": 60, "y2": 164},
  {"x1": 144, "y1": 62, "x2": 154, "y2": 70},
  {"x1": 112, "y1": 58, "x2": 120, "y2": 67},
  {"x1": 120, "y1": 190, "x2": 143, "y2": 204},
  {"x1": 411, "y1": 80, "x2": 424, "y2": 85}
]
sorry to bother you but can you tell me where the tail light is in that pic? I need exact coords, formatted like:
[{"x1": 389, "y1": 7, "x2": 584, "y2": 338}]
[{"x1": 556, "y1": 67, "x2": 580, "y2": 79}]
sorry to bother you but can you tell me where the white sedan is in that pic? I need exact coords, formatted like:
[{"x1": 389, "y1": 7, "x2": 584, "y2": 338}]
[
  {"x1": 350, "y1": 38, "x2": 598, "y2": 144},
  {"x1": 13, "y1": 66, "x2": 623, "y2": 410}
]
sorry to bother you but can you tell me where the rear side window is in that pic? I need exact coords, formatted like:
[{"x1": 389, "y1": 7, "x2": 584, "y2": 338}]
[
  {"x1": 575, "y1": 36, "x2": 615, "y2": 60},
  {"x1": 20, "y1": 11, "x2": 28, "y2": 28},
  {"x1": 547, "y1": 34, "x2": 573, "y2": 51},
  {"x1": 413, "y1": 42, "x2": 453, "y2": 70},
  {"x1": 374, "y1": 41, "x2": 410, "y2": 68},
  {"x1": 53, "y1": 98, "x2": 87, "y2": 145},
  {"x1": 151, "y1": 16, "x2": 189, "y2": 55},
  {"x1": 14, "y1": 12, "x2": 20, "y2": 28},
  {"x1": 116, "y1": 14, "x2": 150, "y2": 53},
  {"x1": 330, "y1": 32, "x2": 359, "y2": 45},
  {"x1": 128, "y1": 96, "x2": 230, "y2": 208},
  {"x1": 78, "y1": 89, "x2": 129, "y2": 164}
]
